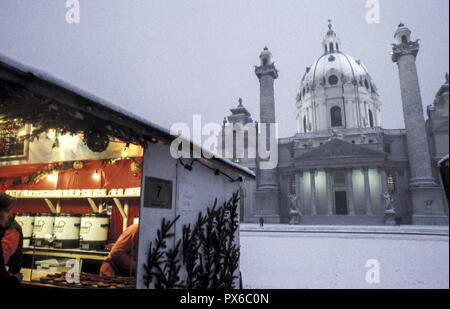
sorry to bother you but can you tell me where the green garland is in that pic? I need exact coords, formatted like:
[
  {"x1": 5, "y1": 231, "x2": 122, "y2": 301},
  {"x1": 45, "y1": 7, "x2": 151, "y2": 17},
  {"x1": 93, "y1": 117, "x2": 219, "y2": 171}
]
[
  {"x1": 0, "y1": 157, "x2": 142, "y2": 189},
  {"x1": 0, "y1": 80, "x2": 145, "y2": 150}
]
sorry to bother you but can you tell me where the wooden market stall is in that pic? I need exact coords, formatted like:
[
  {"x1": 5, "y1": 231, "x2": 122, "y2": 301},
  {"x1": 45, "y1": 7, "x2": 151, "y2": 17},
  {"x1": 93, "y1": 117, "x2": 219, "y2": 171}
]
[{"x1": 0, "y1": 55, "x2": 255, "y2": 289}]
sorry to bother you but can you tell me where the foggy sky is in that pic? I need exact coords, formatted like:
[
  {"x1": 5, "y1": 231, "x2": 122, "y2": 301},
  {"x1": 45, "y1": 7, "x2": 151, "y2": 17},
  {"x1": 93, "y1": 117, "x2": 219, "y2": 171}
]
[{"x1": 0, "y1": 0, "x2": 449, "y2": 138}]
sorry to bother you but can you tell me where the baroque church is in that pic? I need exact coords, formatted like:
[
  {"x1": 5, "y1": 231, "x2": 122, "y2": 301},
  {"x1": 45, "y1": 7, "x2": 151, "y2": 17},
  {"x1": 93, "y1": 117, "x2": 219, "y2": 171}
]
[{"x1": 221, "y1": 22, "x2": 449, "y2": 225}]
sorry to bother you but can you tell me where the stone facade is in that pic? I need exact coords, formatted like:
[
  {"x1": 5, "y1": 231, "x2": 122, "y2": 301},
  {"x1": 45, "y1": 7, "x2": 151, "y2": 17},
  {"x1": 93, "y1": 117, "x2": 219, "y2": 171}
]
[{"x1": 223, "y1": 23, "x2": 449, "y2": 225}]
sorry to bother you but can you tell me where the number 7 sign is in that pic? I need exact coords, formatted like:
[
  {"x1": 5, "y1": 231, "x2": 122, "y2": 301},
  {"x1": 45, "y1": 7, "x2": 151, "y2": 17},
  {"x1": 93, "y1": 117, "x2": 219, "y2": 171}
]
[{"x1": 143, "y1": 177, "x2": 173, "y2": 209}]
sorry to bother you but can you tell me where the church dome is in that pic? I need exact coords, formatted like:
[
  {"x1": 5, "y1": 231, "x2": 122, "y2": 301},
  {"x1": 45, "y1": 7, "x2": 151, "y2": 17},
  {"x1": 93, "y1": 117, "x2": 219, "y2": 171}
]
[
  {"x1": 301, "y1": 52, "x2": 375, "y2": 92},
  {"x1": 295, "y1": 21, "x2": 382, "y2": 134}
]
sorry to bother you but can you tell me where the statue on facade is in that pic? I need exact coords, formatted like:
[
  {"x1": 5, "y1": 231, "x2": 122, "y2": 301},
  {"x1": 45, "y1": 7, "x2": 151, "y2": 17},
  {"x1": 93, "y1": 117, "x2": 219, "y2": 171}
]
[
  {"x1": 360, "y1": 134, "x2": 367, "y2": 144},
  {"x1": 329, "y1": 128, "x2": 344, "y2": 141},
  {"x1": 383, "y1": 191, "x2": 395, "y2": 214},
  {"x1": 288, "y1": 194, "x2": 301, "y2": 225},
  {"x1": 383, "y1": 191, "x2": 396, "y2": 225}
]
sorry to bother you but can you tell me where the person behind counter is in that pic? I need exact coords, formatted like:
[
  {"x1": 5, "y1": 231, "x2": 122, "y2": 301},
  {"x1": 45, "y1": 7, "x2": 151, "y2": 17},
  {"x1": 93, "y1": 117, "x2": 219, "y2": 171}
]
[
  {"x1": 0, "y1": 193, "x2": 23, "y2": 288},
  {"x1": 100, "y1": 223, "x2": 138, "y2": 278}
]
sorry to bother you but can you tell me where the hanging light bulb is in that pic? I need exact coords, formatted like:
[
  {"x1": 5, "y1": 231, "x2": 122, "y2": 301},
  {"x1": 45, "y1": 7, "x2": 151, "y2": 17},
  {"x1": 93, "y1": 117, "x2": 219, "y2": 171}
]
[
  {"x1": 92, "y1": 170, "x2": 100, "y2": 180},
  {"x1": 121, "y1": 143, "x2": 130, "y2": 157},
  {"x1": 47, "y1": 129, "x2": 56, "y2": 139},
  {"x1": 47, "y1": 171, "x2": 58, "y2": 182}
]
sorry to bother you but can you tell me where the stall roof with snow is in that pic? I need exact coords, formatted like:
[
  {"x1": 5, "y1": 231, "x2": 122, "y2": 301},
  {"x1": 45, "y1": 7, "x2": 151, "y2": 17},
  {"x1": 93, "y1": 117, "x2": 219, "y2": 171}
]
[{"x1": 0, "y1": 54, "x2": 255, "y2": 180}]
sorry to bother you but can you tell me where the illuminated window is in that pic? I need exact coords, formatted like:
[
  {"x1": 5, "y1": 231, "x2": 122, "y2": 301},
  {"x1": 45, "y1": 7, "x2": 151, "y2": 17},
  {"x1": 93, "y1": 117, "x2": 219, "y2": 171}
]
[{"x1": 387, "y1": 174, "x2": 396, "y2": 192}]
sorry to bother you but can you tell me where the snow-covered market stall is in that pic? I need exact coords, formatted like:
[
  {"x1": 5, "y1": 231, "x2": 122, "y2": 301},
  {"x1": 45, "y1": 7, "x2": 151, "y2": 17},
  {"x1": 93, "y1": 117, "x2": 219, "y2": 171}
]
[{"x1": 0, "y1": 55, "x2": 254, "y2": 289}]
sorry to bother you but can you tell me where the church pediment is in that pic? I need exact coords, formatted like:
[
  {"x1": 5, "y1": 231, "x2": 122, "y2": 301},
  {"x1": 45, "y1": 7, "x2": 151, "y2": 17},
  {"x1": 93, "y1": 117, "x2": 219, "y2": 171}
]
[{"x1": 298, "y1": 139, "x2": 385, "y2": 160}]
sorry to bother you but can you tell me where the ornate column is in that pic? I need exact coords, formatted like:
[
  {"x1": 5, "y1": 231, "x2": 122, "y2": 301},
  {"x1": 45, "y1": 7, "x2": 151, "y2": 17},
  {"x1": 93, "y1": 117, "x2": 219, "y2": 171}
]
[
  {"x1": 326, "y1": 169, "x2": 333, "y2": 215},
  {"x1": 392, "y1": 23, "x2": 447, "y2": 225},
  {"x1": 346, "y1": 168, "x2": 356, "y2": 215},
  {"x1": 295, "y1": 171, "x2": 303, "y2": 213},
  {"x1": 254, "y1": 47, "x2": 281, "y2": 222},
  {"x1": 363, "y1": 167, "x2": 373, "y2": 215},
  {"x1": 380, "y1": 169, "x2": 389, "y2": 193},
  {"x1": 310, "y1": 169, "x2": 317, "y2": 215}
]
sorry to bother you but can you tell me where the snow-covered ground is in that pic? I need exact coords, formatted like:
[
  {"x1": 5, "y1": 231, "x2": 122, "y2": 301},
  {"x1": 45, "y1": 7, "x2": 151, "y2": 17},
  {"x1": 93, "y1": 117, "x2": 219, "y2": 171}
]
[{"x1": 239, "y1": 224, "x2": 449, "y2": 289}]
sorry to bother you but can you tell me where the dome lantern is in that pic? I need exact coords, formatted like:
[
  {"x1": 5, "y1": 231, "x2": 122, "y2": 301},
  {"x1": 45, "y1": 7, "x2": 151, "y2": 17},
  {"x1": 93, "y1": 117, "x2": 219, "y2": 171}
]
[
  {"x1": 322, "y1": 19, "x2": 341, "y2": 54},
  {"x1": 394, "y1": 22, "x2": 412, "y2": 45},
  {"x1": 259, "y1": 47, "x2": 273, "y2": 66}
]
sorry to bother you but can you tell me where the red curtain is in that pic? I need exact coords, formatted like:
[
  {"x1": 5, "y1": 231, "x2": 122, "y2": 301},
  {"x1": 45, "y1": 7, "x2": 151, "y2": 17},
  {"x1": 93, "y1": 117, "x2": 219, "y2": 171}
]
[{"x1": 0, "y1": 158, "x2": 142, "y2": 242}]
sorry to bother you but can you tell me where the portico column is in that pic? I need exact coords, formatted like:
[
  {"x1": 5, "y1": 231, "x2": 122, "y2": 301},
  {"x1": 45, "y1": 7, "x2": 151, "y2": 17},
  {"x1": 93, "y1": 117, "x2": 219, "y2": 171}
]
[
  {"x1": 346, "y1": 168, "x2": 356, "y2": 215},
  {"x1": 326, "y1": 169, "x2": 333, "y2": 215},
  {"x1": 295, "y1": 171, "x2": 303, "y2": 213},
  {"x1": 363, "y1": 167, "x2": 373, "y2": 215},
  {"x1": 380, "y1": 169, "x2": 389, "y2": 193},
  {"x1": 310, "y1": 169, "x2": 317, "y2": 215}
]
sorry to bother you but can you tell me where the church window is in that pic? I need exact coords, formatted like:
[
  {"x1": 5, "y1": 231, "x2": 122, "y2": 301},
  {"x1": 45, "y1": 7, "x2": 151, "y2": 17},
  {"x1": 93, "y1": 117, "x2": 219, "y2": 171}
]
[
  {"x1": 303, "y1": 88, "x2": 305, "y2": 96},
  {"x1": 401, "y1": 35, "x2": 408, "y2": 44},
  {"x1": 387, "y1": 174, "x2": 396, "y2": 192},
  {"x1": 262, "y1": 57, "x2": 268, "y2": 66},
  {"x1": 303, "y1": 116, "x2": 307, "y2": 133},
  {"x1": 336, "y1": 43, "x2": 339, "y2": 51},
  {"x1": 331, "y1": 106, "x2": 343, "y2": 127},
  {"x1": 365, "y1": 79, "x2": 369, "y2": 90},
  {"x1": 329, "y1": 42, "x2": 334, "y2": 52},
  {"x1": 328, "y1": 75, "x2": 339, "y2": 85},
  {"x1": 369, "y1": 110, "x2": 374, "y2": 128}
]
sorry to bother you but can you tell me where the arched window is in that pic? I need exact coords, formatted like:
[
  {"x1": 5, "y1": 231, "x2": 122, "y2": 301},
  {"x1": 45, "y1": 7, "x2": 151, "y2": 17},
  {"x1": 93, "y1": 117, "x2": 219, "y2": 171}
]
[
  {"x1": 365, "y1": 79, "x2": 370, "y2": 90},
  {"x1": 369, "y1": 110, "x2": 374, "y2": 128},
  {"x1": 303, "y1": 116, "x2": 307, "y2": 133},
  {"x1": 401, "y1": 35, "x2": 408, "y2": 44},
  {"x1": 336, "y1": 43, "x2": 339, "y2": 51},
  {"x1": 331, "y1": 106, "x2": 343, "y2": 127},
  {"x1": 329, "y1": 42, "x2": 334, "y2": 52}
]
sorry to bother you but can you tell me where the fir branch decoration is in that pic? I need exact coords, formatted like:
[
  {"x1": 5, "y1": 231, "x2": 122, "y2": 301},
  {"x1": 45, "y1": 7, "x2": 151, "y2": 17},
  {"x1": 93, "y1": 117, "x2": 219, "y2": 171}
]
[
  {"x1": 144, "y1": 191, "x2": 241, "y2": 289},
  {"x1": 143, "y1": 215, "x2": 181, "y2": 288}
]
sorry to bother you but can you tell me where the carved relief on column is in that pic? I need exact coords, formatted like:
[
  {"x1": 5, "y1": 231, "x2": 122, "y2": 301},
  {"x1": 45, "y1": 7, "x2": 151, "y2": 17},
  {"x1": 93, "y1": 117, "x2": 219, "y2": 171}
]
[
  {"x1": 346, "y1": 168, "x2": 356, "y2": 215},
  {"x1": 310, "y1": 169, "x2": 317, "y2": 215},
  {"x1": 363, "y1": 167, "x2": 373, "y2": 215}
]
